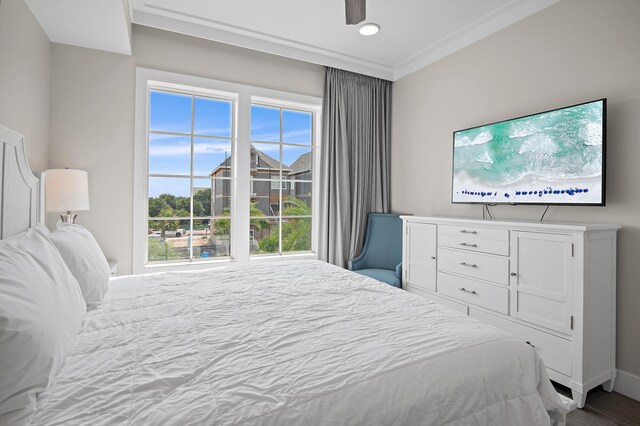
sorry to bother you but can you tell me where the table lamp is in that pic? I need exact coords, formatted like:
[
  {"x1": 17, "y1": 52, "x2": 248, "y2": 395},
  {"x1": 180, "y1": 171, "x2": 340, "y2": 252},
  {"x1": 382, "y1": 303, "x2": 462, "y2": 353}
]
[{"x1": 45, "y1": 168, "x2": 90, "y2": 223}]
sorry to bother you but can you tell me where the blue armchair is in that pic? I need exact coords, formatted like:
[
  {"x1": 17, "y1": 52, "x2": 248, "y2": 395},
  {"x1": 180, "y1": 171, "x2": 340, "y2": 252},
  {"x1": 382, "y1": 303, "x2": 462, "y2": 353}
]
[{"x1": 349, "y1": 213, "x2": 403, "y2": 288}]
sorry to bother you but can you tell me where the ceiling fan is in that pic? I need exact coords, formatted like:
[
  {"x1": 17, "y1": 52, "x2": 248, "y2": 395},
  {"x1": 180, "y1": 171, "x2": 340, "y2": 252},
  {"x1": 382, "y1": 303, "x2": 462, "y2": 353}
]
[{"x1": 345, "y1": 0, "x2": 366, "y2": 25}]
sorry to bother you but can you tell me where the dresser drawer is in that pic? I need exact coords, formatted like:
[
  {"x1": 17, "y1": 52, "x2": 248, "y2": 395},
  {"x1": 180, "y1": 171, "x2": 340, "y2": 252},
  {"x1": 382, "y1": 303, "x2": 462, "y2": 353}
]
[
  {"x1": 439, "y1": 235, "x2": 510, "y2": 256},
  {"x1": 437, "y1": 272, "x2": 509, "y2": 315},
  {"x1": 469, "y1": 308, "x2": 572, "y2": 376},
  {"x1": 439, "y1": 225, "x2": 509, "y2": 242},
  {"x1": 407, "y1": 285, "x2": 469, "y2": 315},
  {"x1": 438, "y1": 248, "x2": 509, "y2": 285}
]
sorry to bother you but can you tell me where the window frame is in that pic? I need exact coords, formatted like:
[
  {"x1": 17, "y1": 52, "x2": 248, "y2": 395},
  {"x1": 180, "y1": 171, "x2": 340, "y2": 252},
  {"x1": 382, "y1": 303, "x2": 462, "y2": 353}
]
[
  {"x1": 249, "y1": 101, "x2": 314, "y2": 257},
  {"x1": 134, "y1": 68, "x2": 322, "y2": 274},
  {"x1": 147, "y1": 87, "x2": 236, "y2": 264},
  {"x1": 269, "y1": 179, "x2": 289, "y2": 191}
]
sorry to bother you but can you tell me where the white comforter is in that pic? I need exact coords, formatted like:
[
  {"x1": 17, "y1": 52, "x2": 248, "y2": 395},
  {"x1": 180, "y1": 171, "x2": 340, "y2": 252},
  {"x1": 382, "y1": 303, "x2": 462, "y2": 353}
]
[{"x1": 32, "y1": 260, "x2": 566, "y2": 425}]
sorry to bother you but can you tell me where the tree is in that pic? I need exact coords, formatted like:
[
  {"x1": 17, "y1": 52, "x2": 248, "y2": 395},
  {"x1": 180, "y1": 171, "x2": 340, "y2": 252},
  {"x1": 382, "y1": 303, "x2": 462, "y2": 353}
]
[
  {"x1": 281, "y1": 217, "x2": 311, "y2": 251},
  {"x1": 193, "y1": 199, "x2": 204, "y2": 217},
  {"x1": 158, "y1": 194, "x2": 177, "y2": 209},
  {"x1": 250, "y1": 202, "x2": 269, "y2": 231},
  {"x1": 148, "y1": 197, "x2": 170, "y2": 217},
  {"x1": 175, "y1": 197, "x2": 190, "y2": 213},
  {"x1": 258, "y1": 198, "x2": 311, "y2": 253},
  {"x1": 149, "y1": 190, "x2": 210, "y2": 218},
  {"x1": 193, "y1": 188, "x2": 211, "y2": 216},
  {"x1": 281, "y1": 199, "x2": 312, "y2": 251},
  {"x1": 258, "y1": 232, "x2": 279, "y2": 253},
  {"x1": 216, "y1": 201, "x2": 268, "y2": 235},
  {"x1": 149, "y1": 207, "x2": 180, "y2": 239}
]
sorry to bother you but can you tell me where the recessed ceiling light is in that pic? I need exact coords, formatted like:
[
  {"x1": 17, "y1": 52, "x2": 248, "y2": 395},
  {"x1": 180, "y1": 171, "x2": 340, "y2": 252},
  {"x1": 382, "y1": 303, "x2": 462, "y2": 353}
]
[{"x1": 359, "y1": 23, "x2": 379, "y2": 36}]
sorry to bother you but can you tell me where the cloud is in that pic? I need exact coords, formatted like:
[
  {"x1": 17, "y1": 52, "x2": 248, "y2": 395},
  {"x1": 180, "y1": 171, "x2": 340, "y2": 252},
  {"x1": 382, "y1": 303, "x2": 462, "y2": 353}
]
[
  {"x1": 283, "y1": 129, "x2": 311, "y2": 142},
  {"x1": 150, "y1": 140, "x2": 231, "y2": 157},
  {"x1": 252, "y1": 129, "x2": 311, "y2": 143},
  {"x1": 253, "y1": 143, "x2": 279, "y2": 153},
  {"x1": 194, "y1": 127, "x2": 232, "y2": 136},
  {"x1": 150, "y1": 131, "x2": 311, "y2": 158}
]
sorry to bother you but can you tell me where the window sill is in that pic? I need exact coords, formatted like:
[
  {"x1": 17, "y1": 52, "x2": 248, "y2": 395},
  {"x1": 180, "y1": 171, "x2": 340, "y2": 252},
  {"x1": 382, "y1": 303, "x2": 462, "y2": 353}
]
[
  {"x1": 249, "y1": 252, "x2": 317, "y2": 263},
  {"x1": 140, "y1": 252, "x2": 317, "y2": 274}
]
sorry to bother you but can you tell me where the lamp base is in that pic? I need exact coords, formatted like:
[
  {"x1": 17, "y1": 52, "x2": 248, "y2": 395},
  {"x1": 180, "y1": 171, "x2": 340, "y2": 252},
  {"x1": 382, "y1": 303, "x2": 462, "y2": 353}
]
[{"x1": 60, "y1": 212, "x2": 78, "y2": 223}]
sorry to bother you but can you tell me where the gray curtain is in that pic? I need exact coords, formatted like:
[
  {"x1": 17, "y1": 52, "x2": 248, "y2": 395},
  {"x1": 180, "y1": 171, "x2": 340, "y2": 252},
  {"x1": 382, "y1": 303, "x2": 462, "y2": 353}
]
[{"x1": 318, "y1": 67, "x2": 391, "y2": 268}]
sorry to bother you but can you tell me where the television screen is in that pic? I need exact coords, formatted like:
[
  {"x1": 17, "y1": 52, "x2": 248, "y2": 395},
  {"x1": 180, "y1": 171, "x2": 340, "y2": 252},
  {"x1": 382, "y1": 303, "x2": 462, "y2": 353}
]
[{"x1": 452, "y1": 99, "x2": 606, "y2": 205}]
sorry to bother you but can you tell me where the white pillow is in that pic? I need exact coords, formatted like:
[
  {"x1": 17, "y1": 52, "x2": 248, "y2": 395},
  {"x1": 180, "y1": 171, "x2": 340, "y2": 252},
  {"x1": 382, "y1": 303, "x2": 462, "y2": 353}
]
[
  {"x1": 0, "y1": 225, "x2": 86, "y2": 425},
  {"x1": 49, "y1": 222, "x2": 111, "y2": 309}
]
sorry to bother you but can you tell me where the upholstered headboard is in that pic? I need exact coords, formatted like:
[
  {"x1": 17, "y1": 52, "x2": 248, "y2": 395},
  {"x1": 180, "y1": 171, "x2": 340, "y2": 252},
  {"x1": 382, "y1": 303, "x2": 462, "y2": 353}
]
[{"x1": 0, "y1": 126, "x2": 43, "y2": 239}]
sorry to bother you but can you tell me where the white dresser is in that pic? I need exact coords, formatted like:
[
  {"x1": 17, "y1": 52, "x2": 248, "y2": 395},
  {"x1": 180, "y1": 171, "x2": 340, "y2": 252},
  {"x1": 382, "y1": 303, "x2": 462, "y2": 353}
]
[{"x1": 401, "y1": 216, "x2": 620, "y2": 408}]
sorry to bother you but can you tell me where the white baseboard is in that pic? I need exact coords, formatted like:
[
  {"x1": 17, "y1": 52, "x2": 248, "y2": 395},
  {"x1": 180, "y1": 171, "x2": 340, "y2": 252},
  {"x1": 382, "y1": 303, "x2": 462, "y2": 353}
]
[{"x1": 614, "y1": 369, "x2": 640, "y2": 402}]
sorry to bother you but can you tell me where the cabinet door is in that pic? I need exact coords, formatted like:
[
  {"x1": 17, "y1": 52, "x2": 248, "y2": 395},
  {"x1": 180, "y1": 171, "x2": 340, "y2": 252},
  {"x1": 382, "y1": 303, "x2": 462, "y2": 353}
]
[
  {"x1": 511, "y1": 231, "x2": 573, "y2": 334},
  {"x1": 405, "y1": 223, "x2": 437, "y2": 292}
]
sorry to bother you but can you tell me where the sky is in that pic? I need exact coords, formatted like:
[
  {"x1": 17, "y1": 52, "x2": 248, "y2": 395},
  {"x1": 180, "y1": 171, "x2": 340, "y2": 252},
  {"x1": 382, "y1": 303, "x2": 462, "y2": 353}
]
[{"x1": 148, "y1": 90, "x2": 312, "y2": 198}]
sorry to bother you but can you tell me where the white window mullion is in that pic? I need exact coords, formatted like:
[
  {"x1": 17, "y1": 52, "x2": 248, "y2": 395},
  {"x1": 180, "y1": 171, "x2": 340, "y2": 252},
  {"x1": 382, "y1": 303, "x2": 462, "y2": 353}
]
[
  {"x1": 278, "y1": 107, "x2": 284, "y2": 255},
  {"x1": 189, "y1": 95, "x2": 195, "y2": 261},
  {"x1": 311, "y1": 110, "x2": 321, "y2": 254},
  {"x1": 233, "y1": 92, "x2": 251, "y2": 262}
]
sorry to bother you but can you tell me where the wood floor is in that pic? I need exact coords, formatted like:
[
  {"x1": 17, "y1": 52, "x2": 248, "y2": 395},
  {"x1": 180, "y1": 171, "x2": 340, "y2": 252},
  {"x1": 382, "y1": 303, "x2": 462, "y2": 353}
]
[{"x1": 554, "y1": 384, "x2": 640, "y2": 425}]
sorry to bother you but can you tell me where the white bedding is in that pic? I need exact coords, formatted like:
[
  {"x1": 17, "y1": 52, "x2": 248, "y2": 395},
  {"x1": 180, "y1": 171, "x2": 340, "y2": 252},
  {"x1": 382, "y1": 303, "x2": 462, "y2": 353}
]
[{"x1": 32, "y1": 260, "x2": 566, "y2": 425}]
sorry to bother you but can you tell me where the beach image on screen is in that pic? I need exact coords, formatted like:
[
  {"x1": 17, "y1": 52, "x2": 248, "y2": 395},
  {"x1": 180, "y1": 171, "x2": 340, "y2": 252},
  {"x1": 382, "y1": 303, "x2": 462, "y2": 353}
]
[{"x1": 452, "y1": 100, "x2": 604, "y2": 204}]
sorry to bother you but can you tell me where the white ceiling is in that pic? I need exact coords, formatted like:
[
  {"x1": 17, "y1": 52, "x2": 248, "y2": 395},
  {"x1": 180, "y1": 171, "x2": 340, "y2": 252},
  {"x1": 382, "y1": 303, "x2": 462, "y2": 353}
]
[
  {"x1": 24, "y1": 0, "x2": 560, "y2": 81},
  {"x1": 131, "y1": 0, "x2": 559, "y2": 80},
  {"x1": 24, "y1": 0, "x2": 131, "y2": 55}
]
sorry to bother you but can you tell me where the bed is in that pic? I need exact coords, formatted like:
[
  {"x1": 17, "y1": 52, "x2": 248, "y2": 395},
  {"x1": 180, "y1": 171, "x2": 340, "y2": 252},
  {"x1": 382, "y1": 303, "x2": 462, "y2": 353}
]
[{"x1": 0, "y1": 126, "x2": 568, "y2": 425}]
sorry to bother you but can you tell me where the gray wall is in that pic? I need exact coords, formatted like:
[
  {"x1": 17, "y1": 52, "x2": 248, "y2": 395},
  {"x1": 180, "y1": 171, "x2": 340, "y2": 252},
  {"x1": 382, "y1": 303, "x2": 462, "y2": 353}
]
[
  {"x1": 0, "y1": 0, "x2": 51, "y2": 172},
  {"x1": 48, "y1": 25, "x2": 325, "y2": 275},
  {"x1": 391, "y1": 0, "x2": 640, "y2": 380}
]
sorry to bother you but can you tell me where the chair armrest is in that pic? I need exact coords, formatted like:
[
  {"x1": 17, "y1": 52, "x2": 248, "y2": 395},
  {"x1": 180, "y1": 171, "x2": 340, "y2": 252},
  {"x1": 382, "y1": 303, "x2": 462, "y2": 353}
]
[
  {"x1": 395, "y1": 262, "x2": 403, "y2": 279},
  {"x1": 349, "y1": 252, "x2": 367, "y2": 271}
]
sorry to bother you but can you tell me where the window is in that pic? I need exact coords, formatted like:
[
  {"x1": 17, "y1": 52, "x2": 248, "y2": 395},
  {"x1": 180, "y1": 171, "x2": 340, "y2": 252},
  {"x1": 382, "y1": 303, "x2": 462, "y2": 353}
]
[
  {"x1": 250, "y1": 105, "x2": 313, "y2": 255},
  {"x1": 134, "y1": 68, "x2": 321, "y2": 272},
  {"x1": 270, "y1": 179, "x2": 288, "y2": 190},
  {"x1": 146, "y1": 89, "x2": 234, "y2": 264}
]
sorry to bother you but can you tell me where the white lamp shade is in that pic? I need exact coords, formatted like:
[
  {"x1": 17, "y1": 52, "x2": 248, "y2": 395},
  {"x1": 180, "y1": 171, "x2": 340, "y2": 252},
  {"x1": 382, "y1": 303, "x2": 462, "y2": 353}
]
[{"x1": 45, "y1": 169, "x2": 90, "y2": 212}]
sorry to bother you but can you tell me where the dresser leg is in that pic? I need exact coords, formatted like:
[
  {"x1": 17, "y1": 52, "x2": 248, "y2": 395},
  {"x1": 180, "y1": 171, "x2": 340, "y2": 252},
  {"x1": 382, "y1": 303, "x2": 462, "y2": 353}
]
[
  {"x1": 572, "y1": 390, "x2": 587, "y2": 408},
  {"x1": 602, "y1": 376, "x2": 616, "y2": 392}
]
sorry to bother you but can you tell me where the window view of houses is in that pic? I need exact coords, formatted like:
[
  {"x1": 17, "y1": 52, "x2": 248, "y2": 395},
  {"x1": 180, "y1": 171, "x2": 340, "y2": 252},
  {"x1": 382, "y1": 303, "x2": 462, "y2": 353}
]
[{"x1": 146, "y1": 89, "x2": 314, "y2": 264}]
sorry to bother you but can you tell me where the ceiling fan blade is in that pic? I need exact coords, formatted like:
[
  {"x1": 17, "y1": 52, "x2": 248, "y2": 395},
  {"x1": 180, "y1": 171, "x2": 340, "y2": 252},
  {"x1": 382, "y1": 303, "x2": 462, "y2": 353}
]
[{"x1": 345, "y1": 0, "x2": 366, "y2": 25}]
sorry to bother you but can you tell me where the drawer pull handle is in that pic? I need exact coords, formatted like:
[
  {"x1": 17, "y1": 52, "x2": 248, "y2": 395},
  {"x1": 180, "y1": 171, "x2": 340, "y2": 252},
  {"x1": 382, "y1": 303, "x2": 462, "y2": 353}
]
[
  {"x1": 510, "y1": 272, "x2": 517, "y2": 277},
  {"x1": 526, "y1": 341, "x2": 535, "y2": 348},
  {"x1": 459, "y1": 287, "x2": 477, "y2": 295},
  {"x1": 460, "y1": 262, "x2": 478, "y2": 268},
  {"x1": 460, "y1": 230, "x2": 478, "y2": 235},
  {"x1": 459, "y1": 243, "x2": 478, "y2": 248},
  {"x1": 431, "y1": 256, "x2": 436, "y2": 260}
]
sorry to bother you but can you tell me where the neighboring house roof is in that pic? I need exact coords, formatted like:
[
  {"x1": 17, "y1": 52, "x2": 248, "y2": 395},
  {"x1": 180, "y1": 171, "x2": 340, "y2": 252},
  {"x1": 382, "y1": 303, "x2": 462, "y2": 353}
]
[
  {"x1": 210, "y1": 144, "x2": 291, "y2": 177},
  {"x1": 257, "y1": 148, "x2": 289, "y2": 171},
  {"x1": 289, "y1": 152, "x2": 312, "y2": 175},
  {"x1": 210, "y1": 156, "x2": 231, "y2": 176}
]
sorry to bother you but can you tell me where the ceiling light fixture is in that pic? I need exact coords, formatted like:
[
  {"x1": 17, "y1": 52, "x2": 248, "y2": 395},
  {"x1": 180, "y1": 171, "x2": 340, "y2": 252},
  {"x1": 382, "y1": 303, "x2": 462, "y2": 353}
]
[{"x1": 359, "y1": 23, "x2": 379, "y2": 36}]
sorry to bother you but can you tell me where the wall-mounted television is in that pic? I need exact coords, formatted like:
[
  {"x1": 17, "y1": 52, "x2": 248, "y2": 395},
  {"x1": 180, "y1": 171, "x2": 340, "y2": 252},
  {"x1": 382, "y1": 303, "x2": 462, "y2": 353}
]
[{"x1": 452, "y1": 99, "x2": 606, "y2": 206}]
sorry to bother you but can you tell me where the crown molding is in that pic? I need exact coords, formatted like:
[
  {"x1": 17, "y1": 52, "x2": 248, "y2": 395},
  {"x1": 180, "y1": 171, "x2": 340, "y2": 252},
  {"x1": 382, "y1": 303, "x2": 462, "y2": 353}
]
[
  {"x1": 132, "y1": 0, "x2": 560, "y2": 82},
  {"x1": 394, "y1": 0, "x2": 561, "y2": 80},
  {"x1": 132, "y1": 7, "x2": 396, "y2": 81}
]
